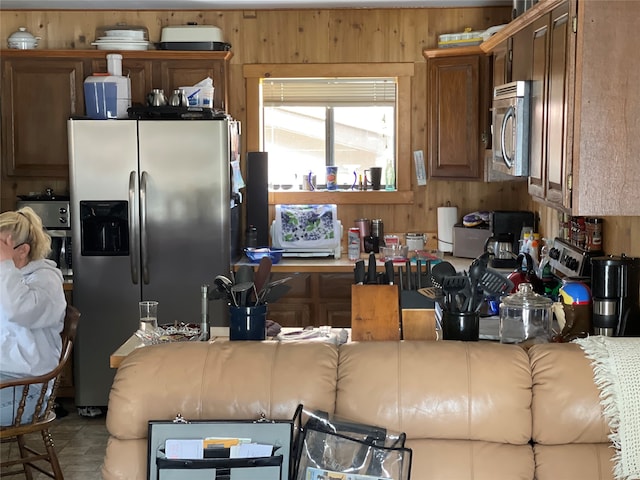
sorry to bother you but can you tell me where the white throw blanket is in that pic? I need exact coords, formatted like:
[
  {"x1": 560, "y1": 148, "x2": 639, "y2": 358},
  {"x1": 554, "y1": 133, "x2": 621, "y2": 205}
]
[{"x1": 575, "y1": 336, "x2": 640, "y2": 480}]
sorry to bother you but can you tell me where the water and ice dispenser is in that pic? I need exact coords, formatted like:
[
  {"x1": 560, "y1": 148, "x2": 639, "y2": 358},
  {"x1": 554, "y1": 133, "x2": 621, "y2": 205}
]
[{"x1": 80, "y1": 201, "x2": 129, "y2": 256}]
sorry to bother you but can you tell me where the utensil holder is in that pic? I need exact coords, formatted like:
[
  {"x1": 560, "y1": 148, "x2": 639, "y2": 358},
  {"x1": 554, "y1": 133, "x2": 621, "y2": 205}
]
[
  {"x1": 442, "y1": 311, "x2": 479, "y2": 341},
  {"x1": 229, "y1": 304, "x2": 267, "y2": 341}
]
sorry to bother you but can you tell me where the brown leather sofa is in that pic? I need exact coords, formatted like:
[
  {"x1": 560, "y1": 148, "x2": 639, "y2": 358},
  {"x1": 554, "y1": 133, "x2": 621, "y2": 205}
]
[{"x1": 102, "y1": 341, "x2": 615, "y2": 480}]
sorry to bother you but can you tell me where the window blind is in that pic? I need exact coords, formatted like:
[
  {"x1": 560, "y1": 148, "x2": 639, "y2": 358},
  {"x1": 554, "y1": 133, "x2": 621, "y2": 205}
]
[{"x1": 262, "y1": 78, "x2": 397, "y2": 107}]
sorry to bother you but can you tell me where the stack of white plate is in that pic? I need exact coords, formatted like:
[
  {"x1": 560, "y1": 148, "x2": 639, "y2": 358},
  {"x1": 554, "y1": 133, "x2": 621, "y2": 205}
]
[{"x1": 92, "y1": 29, "x2": 149, "y2": 50}]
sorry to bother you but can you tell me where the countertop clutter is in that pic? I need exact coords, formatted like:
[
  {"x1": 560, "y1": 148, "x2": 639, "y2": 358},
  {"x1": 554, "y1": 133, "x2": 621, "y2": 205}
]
[{"x1": 235, "y1": 253, "x2": 474, "y2": 273}]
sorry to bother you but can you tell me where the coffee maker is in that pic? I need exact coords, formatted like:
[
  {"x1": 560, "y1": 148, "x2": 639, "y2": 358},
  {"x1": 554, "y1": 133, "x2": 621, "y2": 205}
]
[
  {"x1": 591, "y1": 255, "x2": 640, "y2": 336},
  {"x1": 488, "y1": 210, "x2": 535, "y2": 268}
]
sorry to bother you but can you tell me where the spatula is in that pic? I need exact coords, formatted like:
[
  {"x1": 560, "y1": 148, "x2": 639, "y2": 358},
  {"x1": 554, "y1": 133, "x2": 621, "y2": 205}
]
[
  {"x1": 430, "y1": 261, "x2": 456, "y2": 289},
  {"x1": 442, "y1": 275, "x2": 470, "y2": 312},
  {"x1": 254, "y1": 256, "x2": 272, "y2": 294},
  {"x1": 479, "y1": 268, "x2": 514, "y2": 297}
]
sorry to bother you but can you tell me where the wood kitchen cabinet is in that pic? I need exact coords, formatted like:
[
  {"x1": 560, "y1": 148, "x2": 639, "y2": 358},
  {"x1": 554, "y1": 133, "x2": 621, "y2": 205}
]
[
  {"x1": 1, "y1": 50, "x2": 232, "y2": 181},
  {"x1": 90, "y1": 52, "x2": 231, "y2": 111},
  {"x1": 265, "y1": 272, "x2": 352, "y2": 328},
  {"x1": 527, "y1": 2, "x2": 571, "y2": 207},
  {"x1": 423, "y1": 47, "x2": 491, "y2": 180},
  {"x1": 1, "y1": 55, "x2": 86, "y2": 177},
  {"x1": 482, "y1": 0, "x2": 640, "y2": 215},
  {"x1": 492, "y1": 39, "x2": 511, "y2": 88}
]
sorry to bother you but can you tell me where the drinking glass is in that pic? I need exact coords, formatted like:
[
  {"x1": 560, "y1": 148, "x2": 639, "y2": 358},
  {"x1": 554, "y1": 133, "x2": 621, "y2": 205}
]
[{"x1": 139, "y1": 301, "x2": 158, "y2": 333}]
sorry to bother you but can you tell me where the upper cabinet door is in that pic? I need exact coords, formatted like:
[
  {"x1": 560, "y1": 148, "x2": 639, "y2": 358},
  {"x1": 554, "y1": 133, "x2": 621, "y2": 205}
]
[
  {"x1": 1, "y1": 57, "x2": 85, "y2": 177},
  {"x1": 545, "y1": 2, "x2": 571, "y2": 207},
  {"x1": 426, "y1": 53, "x2": 489, "y2": 180},
  {"x1": 527, "y1": 15, "x2": 549, "y2": 200},
  {"x1": 157, "y1": 59, "x2": 229, "y2": 112},
  {"x1": 527, "y1": 2, "x2": 570, "y2": 208}
]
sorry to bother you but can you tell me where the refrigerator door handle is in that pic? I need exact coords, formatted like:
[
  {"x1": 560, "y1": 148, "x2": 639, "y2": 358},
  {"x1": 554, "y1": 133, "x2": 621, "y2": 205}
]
[
  {"x1": 129, "y1": 171, "x2": 140, "y2": 284},
  {"x1": 140, "y1": 170, "x2": 150, "y2": 285}
]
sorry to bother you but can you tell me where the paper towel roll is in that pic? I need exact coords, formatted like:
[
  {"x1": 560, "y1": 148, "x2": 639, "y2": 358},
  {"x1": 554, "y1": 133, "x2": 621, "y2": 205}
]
[{"x1": 437, "y1": 206, "x2": 458, "y2": 252}]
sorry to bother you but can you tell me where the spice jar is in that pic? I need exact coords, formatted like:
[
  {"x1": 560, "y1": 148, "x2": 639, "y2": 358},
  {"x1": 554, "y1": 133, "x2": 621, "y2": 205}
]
[
  {"x1": 585, "y1": 217, "x2": 603, "y2": 252},
  {"x1": 499, "y1": 283, "x2": 552, "y2": 344}
]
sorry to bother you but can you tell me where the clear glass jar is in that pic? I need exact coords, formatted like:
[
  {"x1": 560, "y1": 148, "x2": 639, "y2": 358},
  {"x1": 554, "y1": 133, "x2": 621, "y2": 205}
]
[{"x1": 499, "y1": 283, "x2": 552, "y2": 344}]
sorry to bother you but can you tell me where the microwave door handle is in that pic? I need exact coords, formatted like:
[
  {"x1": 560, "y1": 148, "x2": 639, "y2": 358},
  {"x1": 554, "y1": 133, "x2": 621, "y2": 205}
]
[
  {"x1": 128, "y1": 171, "x2": 140, "y2": 285},
  {"x1": 140, "y1": 171, "x2": 150, "y2": 285},
  {"x1": 500, "y1": 105, "x2": 515, "y2": 169}
]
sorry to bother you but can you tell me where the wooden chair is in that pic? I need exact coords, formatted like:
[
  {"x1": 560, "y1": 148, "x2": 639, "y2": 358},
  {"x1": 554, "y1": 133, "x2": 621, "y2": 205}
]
[{"x1": 0, "y1": 305, "x2": 80, "y2": 479}]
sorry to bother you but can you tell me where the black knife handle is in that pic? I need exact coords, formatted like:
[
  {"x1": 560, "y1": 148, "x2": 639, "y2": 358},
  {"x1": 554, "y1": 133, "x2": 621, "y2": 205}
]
[
  {"x1": 385, "y1": 260, "x2": 394, "y2": 285},
  {"x1": 405, "y1": 259, "x2": 412, "y2": 290},
  {"x1": 354, "y1": 260, "x2": 365, "y2": 285},
  {"x1": 367, "y1": 253, "x2": 377, "y2": 284}
]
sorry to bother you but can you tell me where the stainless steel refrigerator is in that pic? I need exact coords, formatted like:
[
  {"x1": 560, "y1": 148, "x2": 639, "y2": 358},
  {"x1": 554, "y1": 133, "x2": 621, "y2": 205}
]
[{"x1": 68, "y1": 118, "x2": 239, "y2": 407}]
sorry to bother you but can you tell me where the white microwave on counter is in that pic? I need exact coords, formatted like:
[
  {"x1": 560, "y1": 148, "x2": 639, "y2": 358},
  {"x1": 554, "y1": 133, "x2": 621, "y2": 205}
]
[{"x1": 491, "y1": 81, "x2": 531, "y2": 177}]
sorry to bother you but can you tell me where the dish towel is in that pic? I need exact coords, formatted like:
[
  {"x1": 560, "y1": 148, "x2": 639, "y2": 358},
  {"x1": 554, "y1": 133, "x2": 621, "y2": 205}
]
[{"x1": 574, "y1": 336, "x2": 640, "y2": 480}]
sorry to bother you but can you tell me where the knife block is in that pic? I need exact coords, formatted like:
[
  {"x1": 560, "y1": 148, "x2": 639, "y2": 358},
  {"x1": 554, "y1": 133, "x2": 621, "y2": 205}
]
[{"x1": 351, "y1": 285, "x2": 401, "y2": 341}]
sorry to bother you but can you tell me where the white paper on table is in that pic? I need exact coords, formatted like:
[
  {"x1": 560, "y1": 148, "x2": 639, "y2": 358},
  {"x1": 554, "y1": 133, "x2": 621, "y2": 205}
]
[
  {"x1": 229, "y1": 443, "x2": 273, "y2": 458},
  {"x1": 165, "y1": 439, "x2": 204, "y2": 459}
]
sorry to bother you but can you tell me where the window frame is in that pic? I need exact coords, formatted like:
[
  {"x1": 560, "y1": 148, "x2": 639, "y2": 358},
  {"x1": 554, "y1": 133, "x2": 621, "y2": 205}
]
[{"x1": 243, "y1": 63, "x2": 415, "y2": 205}]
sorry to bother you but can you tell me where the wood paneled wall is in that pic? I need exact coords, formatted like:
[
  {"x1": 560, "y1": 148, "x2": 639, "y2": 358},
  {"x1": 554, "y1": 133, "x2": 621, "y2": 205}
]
[{"x1": 2, "y1": 7, "x2": 637, "y2": 256}]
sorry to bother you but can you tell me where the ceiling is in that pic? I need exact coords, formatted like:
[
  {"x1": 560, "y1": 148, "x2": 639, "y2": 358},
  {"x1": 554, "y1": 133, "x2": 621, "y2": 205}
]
[{"x1": 1, "y1": 0, "x2": 511, "y2": 10}]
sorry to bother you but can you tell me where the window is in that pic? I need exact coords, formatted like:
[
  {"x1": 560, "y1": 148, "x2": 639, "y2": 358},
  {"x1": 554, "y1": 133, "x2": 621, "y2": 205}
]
[
  {"x1": 262, "y1": 78, "x2": 396, "y2": 190},
  {"x1": 244, "y1": 63, "x2": 415, "y2": 204}
]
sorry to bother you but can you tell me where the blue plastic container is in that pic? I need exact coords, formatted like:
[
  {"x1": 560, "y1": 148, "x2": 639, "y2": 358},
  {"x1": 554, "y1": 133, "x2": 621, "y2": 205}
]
[{"x1": 84, "y1": 78, "x2": 118, "y2": 119}]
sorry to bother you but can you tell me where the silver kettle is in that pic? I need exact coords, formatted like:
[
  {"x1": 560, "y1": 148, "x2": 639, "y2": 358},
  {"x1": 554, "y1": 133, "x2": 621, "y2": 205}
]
[{"x1": 147, "y1": 88, "x2": 167, "y2": 107}]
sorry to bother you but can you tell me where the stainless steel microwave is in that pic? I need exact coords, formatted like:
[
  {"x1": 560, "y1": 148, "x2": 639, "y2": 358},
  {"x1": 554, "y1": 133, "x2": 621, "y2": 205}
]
[{"x1": 492, "y1": 81, "x2": 531, "y2": 177}]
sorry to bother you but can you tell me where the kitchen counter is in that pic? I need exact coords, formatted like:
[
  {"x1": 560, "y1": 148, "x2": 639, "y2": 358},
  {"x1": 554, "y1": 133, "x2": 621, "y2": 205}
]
[{"x1": 234, "y1": 254, "x2": 477, "y2": 273}]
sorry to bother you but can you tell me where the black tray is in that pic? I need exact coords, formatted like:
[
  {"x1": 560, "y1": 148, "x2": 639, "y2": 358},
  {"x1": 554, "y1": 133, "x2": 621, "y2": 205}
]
[
  {"x1": 127, "y1": 105, "x2": 227, "y2": 120},
  {"x1": 157, "y1": 41, "x2": 232, "y2": 51}
]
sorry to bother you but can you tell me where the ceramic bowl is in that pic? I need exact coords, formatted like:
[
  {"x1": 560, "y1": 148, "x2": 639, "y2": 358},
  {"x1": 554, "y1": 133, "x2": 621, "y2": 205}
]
[
  {"x1": 244, "y1": 247, "x2": 284, "y2": 264},
  {"x1": 7, "y1": 27, "x2": 40, "y2": 49}
]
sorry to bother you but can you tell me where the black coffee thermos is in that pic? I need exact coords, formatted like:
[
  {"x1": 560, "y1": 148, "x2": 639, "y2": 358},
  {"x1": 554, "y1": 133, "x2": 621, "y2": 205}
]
[{"x1": 591, "y1": 255, "x2": 640, "y2": 336}]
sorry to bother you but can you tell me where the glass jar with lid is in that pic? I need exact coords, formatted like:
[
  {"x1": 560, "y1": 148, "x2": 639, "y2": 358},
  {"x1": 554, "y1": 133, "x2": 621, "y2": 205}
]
[{"x1": 499, "y1": 283, "x2": 552, "y2": 344}]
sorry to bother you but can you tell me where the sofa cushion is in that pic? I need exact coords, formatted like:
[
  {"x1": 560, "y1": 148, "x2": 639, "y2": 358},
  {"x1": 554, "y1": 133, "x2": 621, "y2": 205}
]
[
  {"x1": 534, "y1": 444, "x2": 614, "y2": 480},
  {"x1": 106, "y1": 341, "x2": 339, "y2": 440},
  {"x1": 528, "y1": 343, "x2": 609, "y2": 445},
  {"x1": 335, "y1": 341, "x2": 532, "y2": 444},
  {"x1": 407, "y1": 439, "x2": 534, "y2": 480}
]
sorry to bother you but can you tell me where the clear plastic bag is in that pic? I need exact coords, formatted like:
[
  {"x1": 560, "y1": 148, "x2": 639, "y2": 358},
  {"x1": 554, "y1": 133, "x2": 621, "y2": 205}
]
[{"x1": 294, "y1": 410, "x2": 412, "y2": 480}]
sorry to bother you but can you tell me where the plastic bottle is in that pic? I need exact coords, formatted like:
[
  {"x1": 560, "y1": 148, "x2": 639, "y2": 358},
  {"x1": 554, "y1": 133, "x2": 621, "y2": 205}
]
[
  {"x1": 537, "y1": 238, "x2": 553, "y2": 280},
  {"x1": 384, "y1": 159, "x2": 395, "y2": 191},
  {"x1": 530, "y1": 233, "x2": 540, "y2": 262},
  {"x1": 520, "y1": 232, "x2": 532, "y2": 255}
]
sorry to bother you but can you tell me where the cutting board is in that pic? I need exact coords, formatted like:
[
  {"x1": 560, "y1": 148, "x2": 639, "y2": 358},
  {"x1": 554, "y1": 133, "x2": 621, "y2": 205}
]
[{"x1": 351, "y1": 285, "x2": 401, "y2": 341}]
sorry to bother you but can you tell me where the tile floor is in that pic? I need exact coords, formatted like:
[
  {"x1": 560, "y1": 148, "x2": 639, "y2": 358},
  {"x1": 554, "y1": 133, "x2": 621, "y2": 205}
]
[{"x1": 0, "y1": 398, "x2": 108, "y2": 480}]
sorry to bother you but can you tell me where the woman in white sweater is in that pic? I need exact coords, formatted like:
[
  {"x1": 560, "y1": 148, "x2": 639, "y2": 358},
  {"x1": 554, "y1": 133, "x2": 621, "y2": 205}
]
[{"x1": 0, "y1": 206, "x2": 66, "y2": 426}]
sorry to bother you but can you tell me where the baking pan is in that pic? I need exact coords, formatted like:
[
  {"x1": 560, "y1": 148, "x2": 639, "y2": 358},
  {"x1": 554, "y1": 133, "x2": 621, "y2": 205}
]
[{"x1": 157, "y1": 41, "x2": 231, "y2": 51}]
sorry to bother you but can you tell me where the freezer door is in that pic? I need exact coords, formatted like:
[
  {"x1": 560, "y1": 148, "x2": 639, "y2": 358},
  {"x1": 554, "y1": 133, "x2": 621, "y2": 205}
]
[
  {"x1": 68, "y1": 119, "x2": 141, "y2": 407},
  {"x1": 138, "y1": 120, "x2": 231, "y2": 326}
]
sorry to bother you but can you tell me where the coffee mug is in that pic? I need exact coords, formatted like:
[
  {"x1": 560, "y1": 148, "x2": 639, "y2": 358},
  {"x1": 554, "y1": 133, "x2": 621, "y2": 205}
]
[
  {"x1": 302, "y1": 172, "x2": 316, "y2": 191},
  {"x1": 365, "y1": 167, "x2": 382, "y2": 190}
]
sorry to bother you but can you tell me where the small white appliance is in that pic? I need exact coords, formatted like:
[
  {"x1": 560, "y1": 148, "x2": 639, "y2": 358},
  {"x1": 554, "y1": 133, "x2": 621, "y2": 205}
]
[
  {"x1": 491, "y1": 81, "x2": 531, "y2": 177},
  {"x1": 271, "y1": 204, "x2": 342, "y2": 258}
]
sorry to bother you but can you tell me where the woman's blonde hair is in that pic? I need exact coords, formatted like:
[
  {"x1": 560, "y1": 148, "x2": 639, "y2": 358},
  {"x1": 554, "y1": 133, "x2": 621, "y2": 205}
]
[{"x1": 0, "y1": 206, "x2": 52, "y2": 261}]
